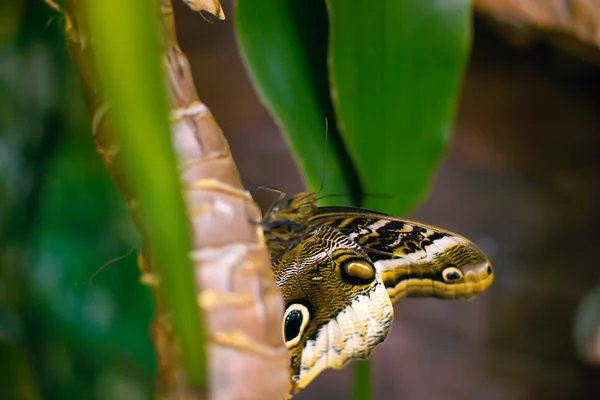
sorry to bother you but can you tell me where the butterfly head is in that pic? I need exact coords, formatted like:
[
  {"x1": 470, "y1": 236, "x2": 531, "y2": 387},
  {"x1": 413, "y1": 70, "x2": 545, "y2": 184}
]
[
  {"x1": 262, "y1": 192, "x2": 319, "y2": 260},
  {"x1": 263, "y1": 191, "x2": 318, "y2": 227},
  {"x1": 274, "y1": 225, "x2": 393, "y2": 395}
]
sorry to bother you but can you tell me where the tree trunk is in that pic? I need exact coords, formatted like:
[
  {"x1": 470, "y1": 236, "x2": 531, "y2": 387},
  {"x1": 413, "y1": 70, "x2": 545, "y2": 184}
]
[{"x1": 55, "y1": 0, "x2": 289, "y2": 398}]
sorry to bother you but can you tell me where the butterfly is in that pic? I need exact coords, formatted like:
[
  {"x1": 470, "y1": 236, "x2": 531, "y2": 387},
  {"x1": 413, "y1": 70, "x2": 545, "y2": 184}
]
[{"x1": 262, "y1": 192, "x2": 494, "y2": 396}]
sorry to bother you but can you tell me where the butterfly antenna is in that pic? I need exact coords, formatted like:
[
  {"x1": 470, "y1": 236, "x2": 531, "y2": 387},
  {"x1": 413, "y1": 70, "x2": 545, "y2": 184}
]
[
  {"x1": 264, "y1": 187, "x2": 287, "y2": 218},
  {"x1": 241, "y1": 178, "x2": 282, "y2": 194},
  {"x1": 241, "y1": 178, "x2": 288, "y2": 218},
  {"x1": 241, "y1": 177, "x2": 261, "y2": 191},
  {"x1": 256, "y1": 184, "x2": 285, "y2": 196},
  {"x1": 316, "y1": 192, "x2": 395, "y2": 202}
]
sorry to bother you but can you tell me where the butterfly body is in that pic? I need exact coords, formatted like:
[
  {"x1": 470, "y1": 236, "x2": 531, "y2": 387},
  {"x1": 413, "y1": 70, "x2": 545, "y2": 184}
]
[
  {"x1": 263, "y1": 192, "x2": 494, "y2": 396},
  {"x1": 261, "y1": 191, "x2": 318, "y2": 261}
]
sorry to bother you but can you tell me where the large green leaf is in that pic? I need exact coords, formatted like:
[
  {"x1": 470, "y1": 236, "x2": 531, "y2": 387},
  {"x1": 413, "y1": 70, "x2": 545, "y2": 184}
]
[
  {"x1": 235, "y1": 0, "x2": 469, "y2": 215},
  {"x1": 326, "y1": 0, "x2": 471, "y2": 215},
  {"x1": 234, "y1": 0, "x2": 360, "y2": 206}
]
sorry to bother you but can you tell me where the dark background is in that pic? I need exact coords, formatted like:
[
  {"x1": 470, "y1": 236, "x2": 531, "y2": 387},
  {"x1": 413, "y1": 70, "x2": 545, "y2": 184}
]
[
  {"x1": 1, "y1": 1, "x2": 599, "y2": 399},
  {"x1": 173, "y1": 2, "x2": 600, "y2": 398}
]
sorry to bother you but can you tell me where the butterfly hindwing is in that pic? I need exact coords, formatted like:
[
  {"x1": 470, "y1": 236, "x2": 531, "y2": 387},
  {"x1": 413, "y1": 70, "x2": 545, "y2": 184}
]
[{"x1": 273, "y1": 225, "x2": 394, "y2": 395}]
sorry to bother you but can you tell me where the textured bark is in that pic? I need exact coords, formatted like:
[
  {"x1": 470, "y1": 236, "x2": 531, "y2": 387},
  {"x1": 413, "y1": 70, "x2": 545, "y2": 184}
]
[
  {"x1": 55, "y1": 0, "x2": 289, "y2": 399},
  {"x1": 474, "y1": 0, "x2": 600, "y2": 63}
]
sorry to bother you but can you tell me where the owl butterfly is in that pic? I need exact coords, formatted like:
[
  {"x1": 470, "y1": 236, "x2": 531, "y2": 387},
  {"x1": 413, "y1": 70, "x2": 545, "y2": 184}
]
[{"x1": 262, "y1": 192, "x2": 494, "y2": 397}]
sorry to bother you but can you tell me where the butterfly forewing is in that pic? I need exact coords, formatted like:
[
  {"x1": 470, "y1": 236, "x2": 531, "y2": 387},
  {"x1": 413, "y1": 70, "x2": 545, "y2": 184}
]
[{"x1": 310, "y1": 206, "x2": 494, "y2": 302}]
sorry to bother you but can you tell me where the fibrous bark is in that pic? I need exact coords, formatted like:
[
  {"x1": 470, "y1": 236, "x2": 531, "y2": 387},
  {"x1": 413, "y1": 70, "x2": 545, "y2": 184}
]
[{"x1": 52, "y1": 0, "x2": 289, "y2": 398}]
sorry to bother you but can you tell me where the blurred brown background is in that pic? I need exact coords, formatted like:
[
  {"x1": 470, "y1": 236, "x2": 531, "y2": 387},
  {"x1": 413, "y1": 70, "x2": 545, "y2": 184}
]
[{"x1": 173, "y1": 2, "x2": 600, "y2": 399}]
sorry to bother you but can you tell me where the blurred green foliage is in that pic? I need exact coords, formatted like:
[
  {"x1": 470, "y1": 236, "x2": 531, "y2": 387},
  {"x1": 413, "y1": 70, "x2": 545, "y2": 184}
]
[
  {"x1": 1, "y1": 1, "x2": 155, "y2": 398},
  {"x1": 235, "y1": 0, "x2": 469, "y2": 216}
]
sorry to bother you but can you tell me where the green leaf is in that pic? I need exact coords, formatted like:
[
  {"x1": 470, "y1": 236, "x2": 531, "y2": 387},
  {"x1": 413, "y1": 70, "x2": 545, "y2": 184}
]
[
  {"x1": 85, "y1": 0, "x2": 205, "y2": 388},
  {"x1": 326, "y1": 0, "x2": 471, "y2": 216},
  {"x1": 234, "y1": 0, "x2": 360, "y2": 206}
]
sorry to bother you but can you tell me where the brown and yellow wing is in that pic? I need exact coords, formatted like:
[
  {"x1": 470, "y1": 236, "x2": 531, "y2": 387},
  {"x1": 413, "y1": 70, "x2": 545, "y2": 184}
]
[
  {"x1": 310, "y1": 206, "x2": 494, "y2": 303},
  {"x1": 273, "y1": 225, "x2": 394, "y2": 396}
]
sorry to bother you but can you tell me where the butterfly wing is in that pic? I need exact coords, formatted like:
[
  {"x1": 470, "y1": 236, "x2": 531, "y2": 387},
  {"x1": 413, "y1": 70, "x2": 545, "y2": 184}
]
[
  {"x1": 273, "y1": 225, "x2": 393, "y2": 395},
  {"x1": 263, "y1": 195, "x2": 494, "y2": 396},
  {"x1": 310, "y1": 206, "x2": 494, "y2": 302}
]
